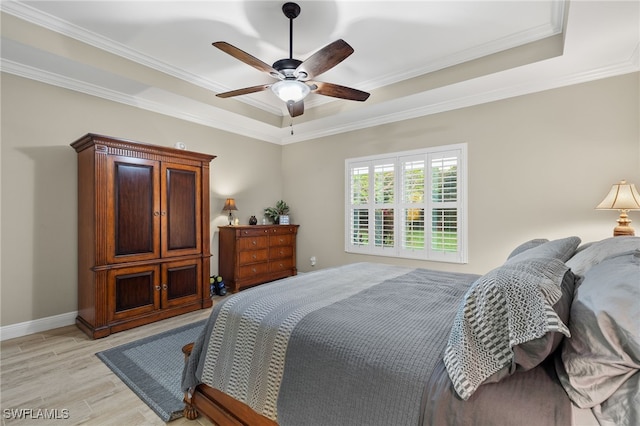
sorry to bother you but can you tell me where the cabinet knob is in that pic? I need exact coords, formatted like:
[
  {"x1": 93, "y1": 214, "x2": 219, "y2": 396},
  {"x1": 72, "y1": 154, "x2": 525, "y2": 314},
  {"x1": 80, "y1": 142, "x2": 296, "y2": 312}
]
[
  {"x1": 155, "y1": 285, "x2": 161, "y2": 291},
  {"x1": 161, "y1": 211, "x2": 166, "y2": 216},
  {"x1": 162, "y1": 284, "x2": 168, "y2": 290},
  {"x1": 154, "y1": 212, "x2": 160, "y2": 216}
]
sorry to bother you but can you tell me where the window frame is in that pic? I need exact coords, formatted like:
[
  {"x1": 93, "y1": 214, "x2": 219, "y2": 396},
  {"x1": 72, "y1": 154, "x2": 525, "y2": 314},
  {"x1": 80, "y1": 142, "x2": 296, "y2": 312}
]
[{"x1": 345, "y1": 143, "x2": 468, "y2": 264}]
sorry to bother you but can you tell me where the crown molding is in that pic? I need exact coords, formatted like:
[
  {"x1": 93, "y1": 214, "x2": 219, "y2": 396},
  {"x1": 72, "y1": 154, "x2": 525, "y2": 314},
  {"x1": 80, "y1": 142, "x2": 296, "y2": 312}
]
[{"x1": 3, "y1": 52, "x2": 637, "y2": 145}]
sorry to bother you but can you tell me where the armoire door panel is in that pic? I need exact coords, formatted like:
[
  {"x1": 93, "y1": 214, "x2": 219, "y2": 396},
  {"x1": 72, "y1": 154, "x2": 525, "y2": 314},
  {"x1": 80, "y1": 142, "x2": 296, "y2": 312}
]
[
  {"x1": 107, "y1": 156, "x2": 161, "y2": 263},
  {"x1": 162, "y1": 259, "x2": 201, "y2": 308},
  {"x1": 162, "y1": 163, "x2": 202, "y2": 257},
  {"x1": 109, "y1": 265, "x2": 160, "y2": 321}
]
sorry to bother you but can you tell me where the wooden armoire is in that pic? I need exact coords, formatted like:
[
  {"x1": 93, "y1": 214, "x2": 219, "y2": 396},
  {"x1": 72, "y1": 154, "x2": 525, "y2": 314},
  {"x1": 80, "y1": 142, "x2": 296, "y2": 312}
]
[{"x1": 71, "y1": 134, "x2": 215, "y2": 339}]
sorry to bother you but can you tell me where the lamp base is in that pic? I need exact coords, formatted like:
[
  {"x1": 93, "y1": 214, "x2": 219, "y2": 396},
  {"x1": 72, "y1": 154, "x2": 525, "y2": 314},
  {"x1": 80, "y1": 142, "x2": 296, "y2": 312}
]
[
  {"x1": 613, "y1": 211, "x2": 635, "y2": 236},
  {"x1": 613, "y1": 226, "x2": 635, "y2": 236}
]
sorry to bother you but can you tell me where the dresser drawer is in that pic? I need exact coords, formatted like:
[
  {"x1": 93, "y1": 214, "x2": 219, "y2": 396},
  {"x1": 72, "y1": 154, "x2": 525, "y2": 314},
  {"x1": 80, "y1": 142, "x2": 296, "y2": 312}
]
[
  {"x1": 269, "y1": 258, "x2": 294, "y2": 273},
  {"x1": 270, "y1": 245, "x2": 293, "y2": 260},
  {"x1": 270, "y1": 226, "x2": 297, "y2": 235},
  {"x1": 238, "y1": 262, "x2": 270, "y2": 279},
  {"x1": 238, "y1": 236, "x2": 268, "y2": 250},
  {"x1": 239, "y1": 249, "x2": 268, "y2": 264},
  {"x1": 269, "y1": 234, "x2": 293, "y2": 247},
  {"x1": 238, "y1": 228, "x2": 270, "y2": 237}
]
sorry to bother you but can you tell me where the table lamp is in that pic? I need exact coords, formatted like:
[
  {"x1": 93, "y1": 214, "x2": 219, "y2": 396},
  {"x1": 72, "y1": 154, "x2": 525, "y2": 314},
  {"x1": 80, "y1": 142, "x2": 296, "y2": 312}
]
[
  {"x1": 223, "y1": 198, "x2": 238, "y2": 225},
  {"x1": 596, "y1": 180, "x2": 640, "y2": 236}
]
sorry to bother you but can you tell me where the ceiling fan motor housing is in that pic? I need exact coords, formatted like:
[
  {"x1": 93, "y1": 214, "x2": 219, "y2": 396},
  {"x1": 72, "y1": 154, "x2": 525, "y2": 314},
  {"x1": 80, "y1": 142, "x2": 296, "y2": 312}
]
[{"x1": 272, "y1": 58, "x2": 305, "y2": 79}]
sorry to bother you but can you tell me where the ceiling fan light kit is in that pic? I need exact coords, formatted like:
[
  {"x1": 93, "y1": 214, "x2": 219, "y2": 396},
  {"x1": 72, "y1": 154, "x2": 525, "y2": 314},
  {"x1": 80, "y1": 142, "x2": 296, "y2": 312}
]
[
  {"x1": 213, "y1": 2, "x2": 370, "y2": 117},
  {"x1": 271, "y1": 80, "x2": 310, "y2": 103}
]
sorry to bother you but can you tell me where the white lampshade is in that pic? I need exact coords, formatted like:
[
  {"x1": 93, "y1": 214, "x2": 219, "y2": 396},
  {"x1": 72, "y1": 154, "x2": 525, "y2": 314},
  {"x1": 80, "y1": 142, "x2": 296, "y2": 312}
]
[
  {"x1": 596, "y1": 180, "x2": 640, "y2": 210},
  {"x1": 271, "y1": 80, "x2": 310, "y2": 103}
]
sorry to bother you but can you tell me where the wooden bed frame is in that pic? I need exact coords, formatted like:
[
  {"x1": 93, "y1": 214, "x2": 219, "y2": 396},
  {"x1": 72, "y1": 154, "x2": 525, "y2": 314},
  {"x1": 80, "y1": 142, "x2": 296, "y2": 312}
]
[{"x1": 182, "y1": 343, "x2": 278, "y2": 426}]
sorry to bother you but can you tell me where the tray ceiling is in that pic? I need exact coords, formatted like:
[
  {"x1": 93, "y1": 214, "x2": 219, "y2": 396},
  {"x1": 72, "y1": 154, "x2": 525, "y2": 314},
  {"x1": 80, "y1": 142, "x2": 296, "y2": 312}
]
[{"x1": 1, "y1": 1, "x2": 638, "y2": 144}]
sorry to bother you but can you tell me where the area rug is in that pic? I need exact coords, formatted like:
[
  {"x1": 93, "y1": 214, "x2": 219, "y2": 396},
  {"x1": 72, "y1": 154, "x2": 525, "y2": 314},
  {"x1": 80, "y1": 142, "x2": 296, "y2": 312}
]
[{"x1": 96, "y1": 320, "x2": 206, "y2": 422}]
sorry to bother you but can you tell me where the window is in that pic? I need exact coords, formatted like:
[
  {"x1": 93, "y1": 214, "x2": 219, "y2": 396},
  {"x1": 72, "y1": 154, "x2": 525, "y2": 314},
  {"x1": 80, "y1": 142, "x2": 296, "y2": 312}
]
[{"x1": 345, "y1": 144, "x2": 467, "y2": 263}]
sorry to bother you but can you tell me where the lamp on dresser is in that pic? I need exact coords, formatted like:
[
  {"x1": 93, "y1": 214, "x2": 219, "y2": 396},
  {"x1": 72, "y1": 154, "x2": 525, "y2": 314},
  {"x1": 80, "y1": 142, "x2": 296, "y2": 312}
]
[
  {"x1": 596, "y1": 179, "x2": 640, "y2": 236},
  {"x1": 223, "y1": 198, "x2": 238, "y2": 225}
]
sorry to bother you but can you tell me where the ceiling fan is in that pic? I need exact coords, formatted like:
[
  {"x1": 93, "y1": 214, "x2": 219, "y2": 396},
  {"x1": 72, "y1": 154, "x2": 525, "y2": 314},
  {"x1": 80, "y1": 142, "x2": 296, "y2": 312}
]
[{"x1": 213, "y1": 2, "x2": 370, "y2": 117}]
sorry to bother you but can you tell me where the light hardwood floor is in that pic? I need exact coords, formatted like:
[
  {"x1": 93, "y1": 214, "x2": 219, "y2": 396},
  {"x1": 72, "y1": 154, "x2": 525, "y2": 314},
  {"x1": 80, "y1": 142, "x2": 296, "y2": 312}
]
[{"x1": 1, "y1": 307, "x2": 218, "y2": 426}]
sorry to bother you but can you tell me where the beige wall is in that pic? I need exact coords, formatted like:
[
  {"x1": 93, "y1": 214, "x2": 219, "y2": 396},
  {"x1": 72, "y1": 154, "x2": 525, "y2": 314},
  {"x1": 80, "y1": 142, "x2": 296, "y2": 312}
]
[
  {"x1": 0, "y1": 73, "x2": 284, "y2": 326},
  {"x1": 284, "y1": 72, "x2": 640, "y2": 274},
  {"x1": 1, "y1": 71, "x2": 639, "y2": 328}
]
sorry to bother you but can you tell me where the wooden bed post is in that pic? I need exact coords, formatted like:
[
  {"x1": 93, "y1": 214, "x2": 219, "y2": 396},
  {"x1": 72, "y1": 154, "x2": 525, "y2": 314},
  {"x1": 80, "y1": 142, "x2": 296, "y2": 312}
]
[{"x1": 182, "y1": 343, "x2": 199, "y2": 420}]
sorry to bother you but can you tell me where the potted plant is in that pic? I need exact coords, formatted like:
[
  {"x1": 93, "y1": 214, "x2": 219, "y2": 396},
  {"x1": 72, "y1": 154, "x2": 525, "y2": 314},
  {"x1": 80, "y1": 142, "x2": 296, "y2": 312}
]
[{"x1": 264, "y1": 200, "x2": 289, "y2": 224}]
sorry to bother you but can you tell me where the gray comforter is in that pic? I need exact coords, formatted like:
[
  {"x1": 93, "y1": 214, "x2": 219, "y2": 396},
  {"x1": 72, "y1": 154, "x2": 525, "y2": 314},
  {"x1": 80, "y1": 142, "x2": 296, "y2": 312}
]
[{"x1": 182, "y1": 262, "x2": 572, "y2": 426}]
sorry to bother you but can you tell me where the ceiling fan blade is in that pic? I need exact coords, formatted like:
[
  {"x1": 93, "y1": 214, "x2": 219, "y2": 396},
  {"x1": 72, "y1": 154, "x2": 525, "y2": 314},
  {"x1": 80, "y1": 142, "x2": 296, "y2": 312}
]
[
  {"x1": 295, "y1": 39, "x2": 354, "y2": 80},
  {"x1": 213, "y1": 41, "x2": 280, "y2": 77},
  {"x1": 287, "y1": 100, "x2": 304, "y2": 117},
  {"x1": 309, "y1": 81, "x2": 370, "y2": 101},
  {"x1": 216, "y1": 84, "x2": 271, "y2": 98}
]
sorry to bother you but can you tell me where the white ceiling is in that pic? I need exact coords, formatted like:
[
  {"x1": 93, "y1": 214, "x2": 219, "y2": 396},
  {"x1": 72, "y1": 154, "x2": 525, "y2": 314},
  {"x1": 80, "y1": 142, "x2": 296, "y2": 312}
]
[{"x1": 1, "y1": 1, "x2": 639, "y2": 144}]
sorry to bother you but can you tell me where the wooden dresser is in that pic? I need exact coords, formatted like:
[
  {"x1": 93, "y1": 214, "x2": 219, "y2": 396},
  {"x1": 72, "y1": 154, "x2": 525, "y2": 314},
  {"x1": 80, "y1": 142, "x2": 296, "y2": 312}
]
[
  {"x1": 71, "y1": 133, "x2": 215, "y2": 338},
  {"x1": 218, "y1": 225, "x2": 299, "y2": 292}
]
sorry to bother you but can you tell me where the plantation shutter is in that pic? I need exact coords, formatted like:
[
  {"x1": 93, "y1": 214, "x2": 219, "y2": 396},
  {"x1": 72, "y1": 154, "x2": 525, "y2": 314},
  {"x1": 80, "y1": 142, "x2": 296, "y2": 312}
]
[
  {"x1": 348, "y1": 162, "x2": 370, "y2": 248},
  {"x1": 346, "y1": 144, "x2": 466, "y2": 263},
  {"x1": 428, "y1": 150, "x2": 463, "y2": 262}
]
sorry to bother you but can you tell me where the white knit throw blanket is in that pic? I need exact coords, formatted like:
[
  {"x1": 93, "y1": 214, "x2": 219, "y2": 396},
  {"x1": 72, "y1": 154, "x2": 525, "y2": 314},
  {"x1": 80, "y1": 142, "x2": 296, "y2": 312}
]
[{"x1": 444, "y1": 258, "x2": 571, "y2": 400}]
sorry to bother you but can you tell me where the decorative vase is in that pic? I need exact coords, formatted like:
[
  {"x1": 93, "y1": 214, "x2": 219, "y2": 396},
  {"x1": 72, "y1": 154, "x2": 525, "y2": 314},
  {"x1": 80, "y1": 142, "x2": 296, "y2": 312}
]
[{"x1": 249, "y1": 215, "x2": 258, "y2": 225}]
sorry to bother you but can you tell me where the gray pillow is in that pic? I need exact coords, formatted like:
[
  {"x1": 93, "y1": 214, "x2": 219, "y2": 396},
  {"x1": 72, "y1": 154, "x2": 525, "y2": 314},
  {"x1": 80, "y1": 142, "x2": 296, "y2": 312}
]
[
  {"x1": 557, "y1": 249, "x2": 640, "y2": 409},
  {"x1": 593, "y1": 373, "x2": 639, "y2": 426},
  {"x1": 566, "y1": 236, "x2": 640, "y2": 276},
  {"x1": 507, "y1": 238, "x2": 549, "y2": 259},
  {"x1": 506, "y1": 236, "x2": 581, "y2": 264}
]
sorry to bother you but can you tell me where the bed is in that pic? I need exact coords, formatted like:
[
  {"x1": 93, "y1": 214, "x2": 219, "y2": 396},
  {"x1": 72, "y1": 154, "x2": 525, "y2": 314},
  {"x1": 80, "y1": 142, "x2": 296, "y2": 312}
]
[{"x1": 182, "y1": 236, "x2": 639, "y2": 425}]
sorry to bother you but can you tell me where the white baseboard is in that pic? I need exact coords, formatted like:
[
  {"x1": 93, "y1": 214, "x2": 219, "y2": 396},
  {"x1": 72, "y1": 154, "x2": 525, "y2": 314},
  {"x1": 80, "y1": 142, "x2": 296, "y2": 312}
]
[{"x1": 0, "y1": 311, "x2": 77, "y2": 341}]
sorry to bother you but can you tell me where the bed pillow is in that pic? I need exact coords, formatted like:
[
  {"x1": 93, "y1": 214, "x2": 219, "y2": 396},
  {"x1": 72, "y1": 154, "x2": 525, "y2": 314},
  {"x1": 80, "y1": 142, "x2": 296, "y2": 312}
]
[
  {"x1": 592, "y1": 373, "x2": 639, "y2": 426},
  {"x1": 507, "y1": 238, "x2": 549, "y2": 259},
  {"x1": 505, "y1": 236, "x2": 581, "y2": 264},
  {"x1": 557, "y1": 249, "x2": 640, "y2": 410},
  {"x1": 444, "y1": 257, "x2": 572, "y2": 400},
  {"x1": 565, "y1": 236, "x2": 640, "y2": 277}
]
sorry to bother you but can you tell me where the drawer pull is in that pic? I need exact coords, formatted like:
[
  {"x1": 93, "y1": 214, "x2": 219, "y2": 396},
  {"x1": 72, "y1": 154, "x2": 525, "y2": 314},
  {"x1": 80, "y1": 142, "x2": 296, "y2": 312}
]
[
  {"x1": 279, "y1": 250, "x2": 284, "y2": 255},
  {"x1": 279, "y1": 238, "x2": 284, "y2": 243},
  {"x1": 252, "y1": 240, "x2": 257, "y2": 245},
  {"x1": 252, "y1": 254, "x2": 257, "y2": 259},
  {"x1": 252, "y1": 268, "x2": 257, "y2": 273}
]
